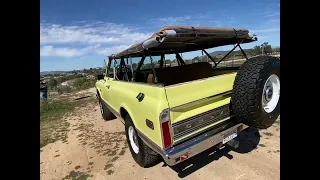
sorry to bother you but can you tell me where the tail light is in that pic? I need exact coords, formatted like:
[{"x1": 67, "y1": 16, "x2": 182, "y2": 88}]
[{"x1": 160, "y1": 109, "x2": 173, "y2": 149}]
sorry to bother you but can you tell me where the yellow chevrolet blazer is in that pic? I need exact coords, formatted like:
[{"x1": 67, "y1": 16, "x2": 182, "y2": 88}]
[{"x1": 95, "y1": 26, "x2": 280, "y2": 167}]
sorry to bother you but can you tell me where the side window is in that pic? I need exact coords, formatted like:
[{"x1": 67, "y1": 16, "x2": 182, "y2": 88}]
[
  {"x1": 107, "y1": 59, "x2": 118, "y2": 78},
  {"x1": 130, "y1": 57, "x2": 140, "y2": 72},
  {"x1": 109, "y1": 58, "x2": 135, "y2": 81},
  {"x1": 141, "y1": 56, "x2": 161, "y2": 70}
]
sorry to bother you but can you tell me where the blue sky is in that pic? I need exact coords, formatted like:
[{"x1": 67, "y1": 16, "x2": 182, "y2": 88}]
[{"x1": 40, "y1": 0, "x2": 280, "y2": 72}]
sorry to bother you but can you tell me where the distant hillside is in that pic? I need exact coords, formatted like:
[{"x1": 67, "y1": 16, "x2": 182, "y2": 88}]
[{"x1": 40, "y1": 71, "x2": 69, "y2": 76}]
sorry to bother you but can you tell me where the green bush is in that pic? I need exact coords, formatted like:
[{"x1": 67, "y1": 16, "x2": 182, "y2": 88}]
[
  {"x1": 56, "y1": 86, "x2": 73, "y2": 94},
  {"x1": 73, "y1": 77, "x2": 96, "y2": 90},
  {"x1": 40, "y1": 100, "x2": 75, "y2": 121}
]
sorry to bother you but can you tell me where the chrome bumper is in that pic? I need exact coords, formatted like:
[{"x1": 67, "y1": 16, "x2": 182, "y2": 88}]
[
  {"x1": 138, "y1": 122, "x2": 247, "y2": 166},
  {"x1": 137, "y1": 121, "x2": 248, "y2": 166},
  {"x1": 163, "y1": 123, "x2": 247, "y2": 166}
]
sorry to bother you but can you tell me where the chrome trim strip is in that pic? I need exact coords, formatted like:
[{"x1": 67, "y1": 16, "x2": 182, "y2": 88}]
[
  {"x1": 169, "y1": 90, "x2": 232, "y2": 111},
  {"x1": 172, "y1": 105, "x2": 230, "y2": 140},
  {"x1": 173, "y1": 104, "x2": 230, "y2": 127}
]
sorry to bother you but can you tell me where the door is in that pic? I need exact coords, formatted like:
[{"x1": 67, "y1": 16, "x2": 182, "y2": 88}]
[
  {"x1": 100, "y1": 77, "x2": 111, "y2": 102},
  {"x1": 100, "y1": 59, "x2": 114, "y2": 106},
  {"x1": 101, "y1": 58, "x2": 119, "y2": 111}
]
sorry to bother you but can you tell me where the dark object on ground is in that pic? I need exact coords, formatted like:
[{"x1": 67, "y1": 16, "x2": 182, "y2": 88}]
[{"x1": 40, "y1": 80, "x2": 48, "y2": 100}]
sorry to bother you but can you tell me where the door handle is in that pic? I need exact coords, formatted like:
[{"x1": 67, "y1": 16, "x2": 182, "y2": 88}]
[{"x1": 106, "y1": 85, "x2": 110, "y2": 89}]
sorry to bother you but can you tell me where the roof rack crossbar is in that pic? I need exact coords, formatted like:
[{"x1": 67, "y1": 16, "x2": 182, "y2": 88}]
[
  {"x1": 165, "y1": 41, "x2": 218, "y2": 65},
  {"x1": 174, "y1": 51, "x2": 186, "y2": 66},
  {"x1": 201, "y1": 49, "x2": 217, "y2": 66},
  {"x1": 238, "y1": 43, "x2": 248, "y2": 60},
  {"x1": 213, "y1": 38, "x2": 246, "y2": 68}
]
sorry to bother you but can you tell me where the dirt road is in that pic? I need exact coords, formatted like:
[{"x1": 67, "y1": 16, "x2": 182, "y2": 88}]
[{"x1": 40, "y1": 89, "x2": 280, "y2": 180}]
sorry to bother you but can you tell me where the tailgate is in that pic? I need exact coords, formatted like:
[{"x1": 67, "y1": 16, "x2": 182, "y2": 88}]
[{"x1": 164, "y1": 73, "x2": 237, "y2": 142}]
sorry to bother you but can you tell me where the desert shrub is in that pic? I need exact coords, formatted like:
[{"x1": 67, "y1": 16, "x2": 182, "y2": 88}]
[
  {"x1": 56, "y1": 86, "x2": 73, "y2": 94},
  {"x1": 73, "y1": 77, "x2": 96, "y2": 90}
]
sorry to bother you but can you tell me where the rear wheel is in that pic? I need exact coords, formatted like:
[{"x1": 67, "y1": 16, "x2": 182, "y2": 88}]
[
  {"x1": 231, "y1": 56, "x2": 280, "y2": 129},
  {"x1": 125, "y1": 115, "x2": 160, "y2": 167}
]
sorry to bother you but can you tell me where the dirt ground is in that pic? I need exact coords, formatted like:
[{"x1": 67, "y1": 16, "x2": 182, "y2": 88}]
[{"x1": 40, "y1": 88, "x2": 280, "y2": 180}]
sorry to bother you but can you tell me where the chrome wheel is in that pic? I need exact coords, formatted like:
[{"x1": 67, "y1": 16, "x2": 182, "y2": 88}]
[
  {"x1": 99, "y1": 100, "x2": 104, "y2": 115},
  {"x1": 128, "y1": 126, "x2": 139, "y2": 154},
  {"x1": 262, "y1": 74, "x2": 280, "y2": 113}
]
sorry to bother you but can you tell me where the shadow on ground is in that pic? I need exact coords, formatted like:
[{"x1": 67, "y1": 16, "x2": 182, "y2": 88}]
[{"x1": 165, "y1": 127, "x2": 260, "y2": 178}]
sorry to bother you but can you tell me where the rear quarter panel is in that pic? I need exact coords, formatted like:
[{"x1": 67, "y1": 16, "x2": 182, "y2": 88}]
[{"x1": 107, "y1": 79, "x2": 169, "y2": 150}]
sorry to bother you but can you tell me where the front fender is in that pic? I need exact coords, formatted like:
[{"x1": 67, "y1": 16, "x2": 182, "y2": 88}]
[{"x1": 95, "y1": 80, "x2": 105, "y2": 95}]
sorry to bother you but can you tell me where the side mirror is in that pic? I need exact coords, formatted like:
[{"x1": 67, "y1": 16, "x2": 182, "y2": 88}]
[{"x1": 96, "y1": 74, "x2": 104, "y2": 80}]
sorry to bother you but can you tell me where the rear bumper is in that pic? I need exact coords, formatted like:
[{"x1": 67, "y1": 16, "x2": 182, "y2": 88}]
[
  {"x1": 163, "y1": 123, "x2": 247, "y2": 166},
  {"x1": 138, "y1": 122, "x2": 248, "y2": 166}
]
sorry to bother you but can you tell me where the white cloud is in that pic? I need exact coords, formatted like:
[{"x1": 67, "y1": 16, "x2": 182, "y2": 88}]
[
  {"x1": 95, "y1": 44, "x2": 130, "y2": 56},
  {"x1": 40, "y1": 21, "x2": 153, "y2": 57},
  {"x1": 149, "y1": 14, "x2": 213, "y2": 27},
  {"x1": 40, "y1": 22, "x2": 151, "y2": 45},
  {"x1": 40, "y1": 44, "x2": 130, "y2": 57},
  {"x1": 150, "y1": 16, "x2": 192, "y2": 26},
  {"x1": 40, "y1": 46, "x2": 86, "y2": 57}
]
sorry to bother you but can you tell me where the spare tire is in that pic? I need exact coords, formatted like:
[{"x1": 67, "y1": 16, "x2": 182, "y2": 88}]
[{"x1": 231, "y1": 56, "x2": 280, "y2": 129}]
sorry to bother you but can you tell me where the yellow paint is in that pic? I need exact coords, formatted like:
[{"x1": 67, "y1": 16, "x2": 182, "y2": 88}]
[{"x1": 96, "y1": 77, "x2": 169, "y2": 149}]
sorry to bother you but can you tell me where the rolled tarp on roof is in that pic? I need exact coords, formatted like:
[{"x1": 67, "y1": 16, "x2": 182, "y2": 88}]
[{"x1": 108, "y1": 26, "x2": 257, "y2": 59}]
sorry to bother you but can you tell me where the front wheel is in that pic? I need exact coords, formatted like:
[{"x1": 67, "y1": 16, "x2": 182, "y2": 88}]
[
  {"x1": 97, "y1": 95, "x2": 116, "y2": 121},
  {"x1": 125, "y1": 115, "x2": 160, "y2": 167}
]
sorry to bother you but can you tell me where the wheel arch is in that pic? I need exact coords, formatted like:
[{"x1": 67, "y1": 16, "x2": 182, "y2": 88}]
[{"x1": 119, "y1": 105, "x2": 137, "y2": 127}]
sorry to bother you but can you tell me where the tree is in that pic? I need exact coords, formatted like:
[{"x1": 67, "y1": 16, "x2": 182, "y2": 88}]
[
  {"x1": 261, "y1": 42, "x2": 272, "y2": 54},
  {"x1": 253, "y1": 45, "x2": 262, "y2": 55}
]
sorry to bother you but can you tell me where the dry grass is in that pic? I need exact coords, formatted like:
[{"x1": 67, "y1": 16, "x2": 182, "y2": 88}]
[
  {"x1": 40, "y1": 100, "x2": 75, "y2": 148},
  {"x1": 40, "y1": 94, "x2": 98, "y2": 149}
]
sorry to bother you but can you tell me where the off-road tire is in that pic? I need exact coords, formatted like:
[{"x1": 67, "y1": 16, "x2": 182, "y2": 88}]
[
  {"x1": 97, "y1": 95, "x2": 116, "y2": 121},
  {"x1": 231, "y1": 56, "x2": 280, "y2": 129},
  {"x1": 125, "y1": 115, "x2": 160, "y2": 168}
]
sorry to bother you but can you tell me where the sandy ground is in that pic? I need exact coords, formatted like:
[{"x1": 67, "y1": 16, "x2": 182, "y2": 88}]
[{"x1": 40, "y1": 89, "x2": 280, "y2": 180}]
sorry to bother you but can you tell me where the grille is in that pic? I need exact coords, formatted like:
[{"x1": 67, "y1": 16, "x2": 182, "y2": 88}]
[{"x1": 172, "y1": 104, "x2": 230, "y2": 140}]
